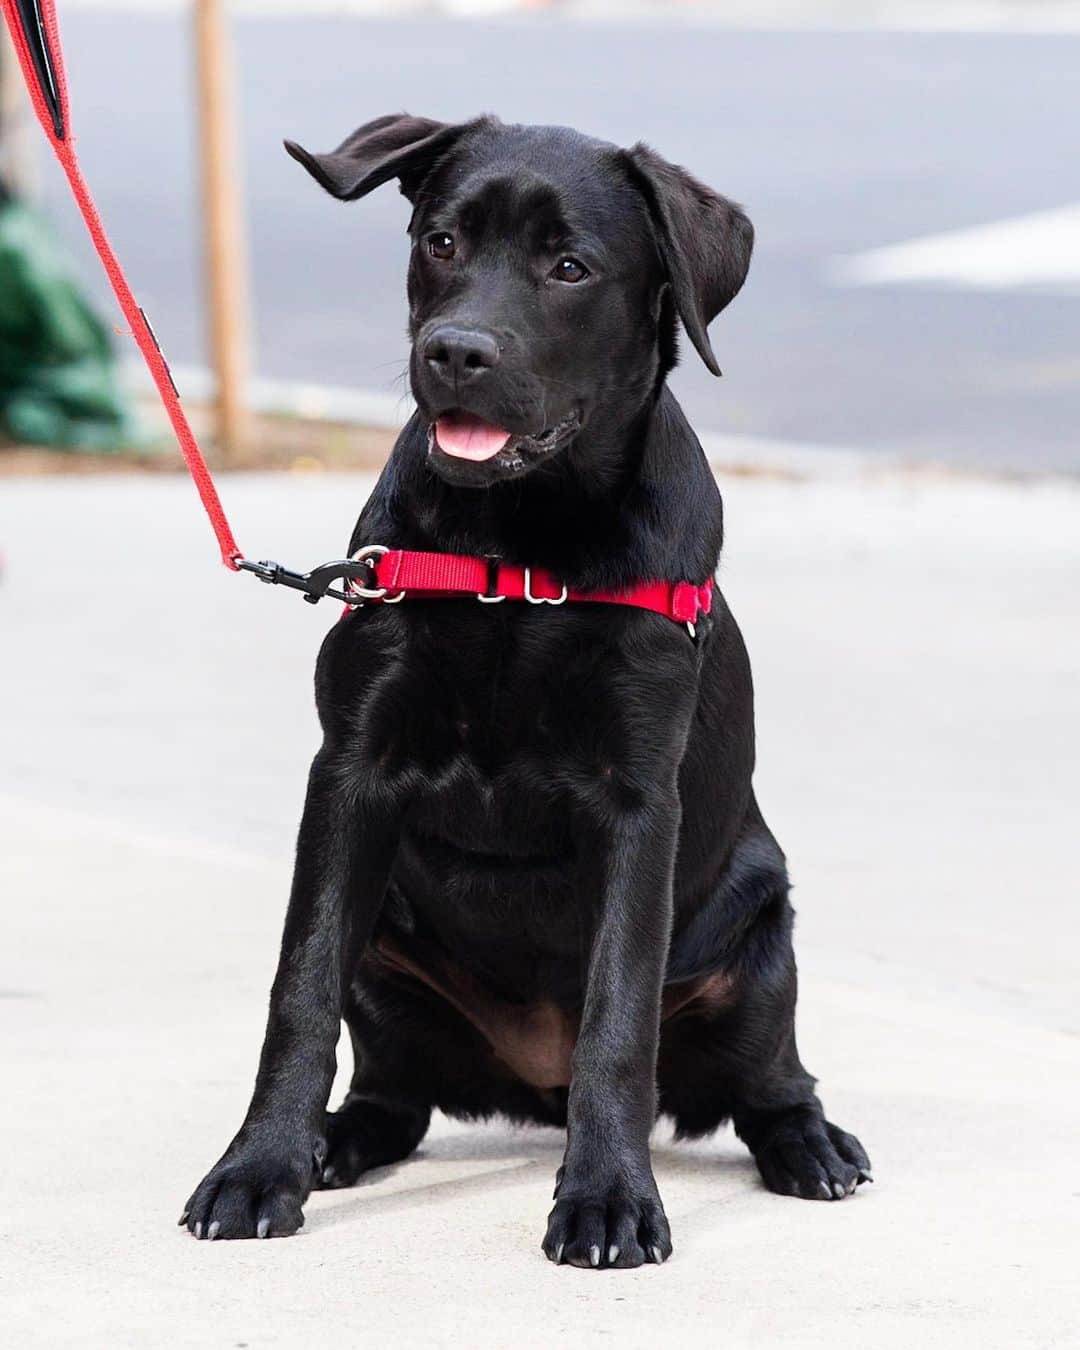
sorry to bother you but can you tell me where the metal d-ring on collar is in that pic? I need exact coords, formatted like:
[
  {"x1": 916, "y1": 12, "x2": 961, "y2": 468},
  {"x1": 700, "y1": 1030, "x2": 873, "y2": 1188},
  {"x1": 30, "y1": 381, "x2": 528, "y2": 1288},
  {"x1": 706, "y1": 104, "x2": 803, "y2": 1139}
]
[
  {"x1": 523, "y1": 566, "x2": 568, "y2": 605},
  {"x1": 347, "y1": 543, "x2": 406, "y2": 603}
]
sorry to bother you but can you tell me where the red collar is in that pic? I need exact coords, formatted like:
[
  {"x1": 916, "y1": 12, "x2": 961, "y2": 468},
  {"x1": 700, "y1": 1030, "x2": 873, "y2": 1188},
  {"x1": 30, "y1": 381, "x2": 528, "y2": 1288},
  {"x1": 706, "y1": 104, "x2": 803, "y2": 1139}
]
[{"x1": 346, "y1": 546, "x2": 713, "y2": 636}]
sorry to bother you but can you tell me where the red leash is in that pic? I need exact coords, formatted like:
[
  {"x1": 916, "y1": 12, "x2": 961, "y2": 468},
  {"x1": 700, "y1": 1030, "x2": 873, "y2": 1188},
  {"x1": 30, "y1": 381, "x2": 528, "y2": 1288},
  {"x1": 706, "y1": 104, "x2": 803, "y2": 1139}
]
[
  {"x1": 2, "y1": 0, "x2": 713, "y2": 635},
  {"x1": 1, "y1": 0, "x2": 241, "y2": 567}
]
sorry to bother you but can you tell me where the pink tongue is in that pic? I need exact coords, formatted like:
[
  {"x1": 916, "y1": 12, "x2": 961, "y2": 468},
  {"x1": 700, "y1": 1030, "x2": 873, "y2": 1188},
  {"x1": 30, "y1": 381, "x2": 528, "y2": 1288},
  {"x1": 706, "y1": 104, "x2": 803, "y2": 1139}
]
[{"x1": 435, "y1": 413, "x2": 511, "y2": 461}]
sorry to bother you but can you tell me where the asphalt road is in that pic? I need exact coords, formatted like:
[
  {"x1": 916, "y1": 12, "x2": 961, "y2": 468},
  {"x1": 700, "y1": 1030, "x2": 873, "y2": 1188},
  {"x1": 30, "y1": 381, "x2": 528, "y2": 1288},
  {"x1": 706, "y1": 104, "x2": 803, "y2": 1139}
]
[{"x1": 36, "y1": 14, "x2": 1080, "y2": 469}]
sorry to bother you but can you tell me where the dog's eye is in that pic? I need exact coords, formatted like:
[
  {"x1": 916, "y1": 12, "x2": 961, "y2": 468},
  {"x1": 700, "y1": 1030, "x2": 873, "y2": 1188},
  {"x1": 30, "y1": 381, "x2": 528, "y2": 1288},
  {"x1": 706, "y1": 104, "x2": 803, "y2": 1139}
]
[
  {"x1": 552, "y1": 257, "x2": 589, "y2": 284},
  {"x1": 427, "y1": 232, "x2": 456, "y2": 261}
]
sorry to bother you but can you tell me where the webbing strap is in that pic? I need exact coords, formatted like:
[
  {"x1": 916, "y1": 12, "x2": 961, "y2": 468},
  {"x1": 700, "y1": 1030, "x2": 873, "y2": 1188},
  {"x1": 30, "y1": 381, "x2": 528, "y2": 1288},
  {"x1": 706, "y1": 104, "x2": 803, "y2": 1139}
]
[
  {"x1": 372, "y1": 550, "x2": 715, "y2": 627},
  {"x1": 1, "y1": 0, "x2": 243, "y2": 568}
]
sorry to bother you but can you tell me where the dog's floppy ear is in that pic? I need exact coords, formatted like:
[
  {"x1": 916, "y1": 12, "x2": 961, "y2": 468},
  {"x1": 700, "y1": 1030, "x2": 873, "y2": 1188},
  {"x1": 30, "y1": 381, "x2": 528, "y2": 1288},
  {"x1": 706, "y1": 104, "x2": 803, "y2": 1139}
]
[
  {"x1": 284, "y1": 113, "x2": 483, "y2": 203},
  {"x1": 620, "y1": 143, "x2": 753, "y2": 376}
]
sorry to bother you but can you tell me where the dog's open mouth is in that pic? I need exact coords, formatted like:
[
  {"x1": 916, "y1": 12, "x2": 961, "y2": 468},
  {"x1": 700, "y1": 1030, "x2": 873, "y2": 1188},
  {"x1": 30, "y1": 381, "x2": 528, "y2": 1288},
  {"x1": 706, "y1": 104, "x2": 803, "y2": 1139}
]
[
  {"x1": 434, "y1": 411, "x2": 511, "y2": 461},
  {"x1": 429, "y1": 410, "x2": 579, "y2": 472}
]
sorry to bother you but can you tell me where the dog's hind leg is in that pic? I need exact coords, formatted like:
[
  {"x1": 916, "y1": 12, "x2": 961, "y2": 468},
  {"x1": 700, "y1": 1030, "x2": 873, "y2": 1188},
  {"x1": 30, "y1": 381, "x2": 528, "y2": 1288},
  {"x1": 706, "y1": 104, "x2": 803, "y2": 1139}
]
[
  {"x1": 317, "y1": 1093, "x2": 431, "y2": 1190},
  {"x1": 659, "y1": 891, "x2": 872, "y2": 1201},
  {"x1": 316, "y1": 993, "x2": 431, "y2": 1190}
]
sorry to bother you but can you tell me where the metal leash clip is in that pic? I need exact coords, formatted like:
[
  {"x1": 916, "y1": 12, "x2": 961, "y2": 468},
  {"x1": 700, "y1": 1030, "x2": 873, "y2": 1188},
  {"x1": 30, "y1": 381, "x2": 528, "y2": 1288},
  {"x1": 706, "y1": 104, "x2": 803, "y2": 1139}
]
[
  {"x1": 236, "y1": 556, "x2": 378, "y2": 606},
  {"x1": 237, "y1": 544, "x2": 405, "y2": 607}
]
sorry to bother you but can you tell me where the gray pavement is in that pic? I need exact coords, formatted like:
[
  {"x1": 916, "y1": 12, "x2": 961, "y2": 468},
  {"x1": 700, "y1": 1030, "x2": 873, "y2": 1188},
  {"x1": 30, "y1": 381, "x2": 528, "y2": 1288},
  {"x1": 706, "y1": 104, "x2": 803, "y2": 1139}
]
[
  {"x1": 1, "y1": 466, "x2": 1078, "y2": 1346},
  {"x1": 33, "y1": 12, "x2": 1080, "y2": 471}
]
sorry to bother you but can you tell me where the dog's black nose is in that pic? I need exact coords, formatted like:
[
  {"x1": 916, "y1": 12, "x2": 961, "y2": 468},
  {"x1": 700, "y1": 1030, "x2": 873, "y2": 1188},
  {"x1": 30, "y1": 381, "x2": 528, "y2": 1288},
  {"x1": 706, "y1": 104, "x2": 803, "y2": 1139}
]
[{"x1": 422, "y1": 325, "x2": 501, "y2": 383}]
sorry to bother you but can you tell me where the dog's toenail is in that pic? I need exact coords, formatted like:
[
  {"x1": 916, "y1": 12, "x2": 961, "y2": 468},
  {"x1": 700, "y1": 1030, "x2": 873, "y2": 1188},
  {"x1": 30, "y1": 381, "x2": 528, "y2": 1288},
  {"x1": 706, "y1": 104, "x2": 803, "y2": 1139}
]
[
  {"x1": 859, "y1": 1170, "x2": 874, "y2": 1184},
  {"x1": 832, "y1": 1182, "x2": 846, "y2": 1199},
  {"x1": 208, "y1": 1221, "x2": 220, "y2": 1240},
  {"x1": 650, "y1": 1245, "x2": 664, "y2": 1264},
  {"x1": 818, "y1": 1181, "x2": 831, "y2": 1199},
  {"x1": 178, "y1": 1210, "x2": 189, "y2": 1226},
  {"x1": 322, "y1": 1166, "x2": 335, "y2": 1184},
  {"x1": 555, "y1": 1242, "x2": 565, "y2": 1264},
  {"x1": 589, "y1": 1245, "x2": 600, "y2": 1267},
  {"x1": 257, "y1": 1218, "x2": 270, "y2": 1239},
  {"x1": 608, "y1": 1245, "x2": 620, "y2": 1265},
  {"x1": 194, "y1": 1221, "x2": 203, "y2": 1239}
]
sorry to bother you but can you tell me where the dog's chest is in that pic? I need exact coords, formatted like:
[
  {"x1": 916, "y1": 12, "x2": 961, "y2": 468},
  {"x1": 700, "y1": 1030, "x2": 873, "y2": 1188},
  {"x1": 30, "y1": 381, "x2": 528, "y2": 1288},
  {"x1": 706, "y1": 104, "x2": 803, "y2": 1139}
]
[
  {"x1": 366, "y1": 606, "x2": 627, "y2": 792},
  {"x1": 385, "y1": 726, "x2": 586, "y2": 998},
  {"x1": 356, "y1": 608, "x2": 630, "y2": 967}
]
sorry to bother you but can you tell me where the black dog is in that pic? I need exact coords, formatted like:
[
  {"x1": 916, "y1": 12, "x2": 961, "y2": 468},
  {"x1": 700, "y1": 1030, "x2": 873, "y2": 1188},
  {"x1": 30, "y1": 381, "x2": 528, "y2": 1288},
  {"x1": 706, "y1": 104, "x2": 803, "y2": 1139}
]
[{"x1": 181, "y1": 114, "x2": 870, "y2": 1267}]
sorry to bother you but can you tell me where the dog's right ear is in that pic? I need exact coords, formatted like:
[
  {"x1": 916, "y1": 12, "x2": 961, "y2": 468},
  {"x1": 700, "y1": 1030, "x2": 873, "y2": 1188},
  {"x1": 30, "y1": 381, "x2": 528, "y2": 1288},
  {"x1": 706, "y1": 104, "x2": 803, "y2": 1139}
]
[{"x1": 284, "y1": 113, "x2": 483, "y2": 204}]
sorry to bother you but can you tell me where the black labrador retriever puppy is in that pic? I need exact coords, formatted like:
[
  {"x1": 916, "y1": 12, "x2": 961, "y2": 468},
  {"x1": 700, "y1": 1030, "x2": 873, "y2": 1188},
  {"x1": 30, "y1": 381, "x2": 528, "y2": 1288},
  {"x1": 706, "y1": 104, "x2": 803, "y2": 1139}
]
[{"x1": 182, "y1": 114, "x2": 870, "y2": 1267}]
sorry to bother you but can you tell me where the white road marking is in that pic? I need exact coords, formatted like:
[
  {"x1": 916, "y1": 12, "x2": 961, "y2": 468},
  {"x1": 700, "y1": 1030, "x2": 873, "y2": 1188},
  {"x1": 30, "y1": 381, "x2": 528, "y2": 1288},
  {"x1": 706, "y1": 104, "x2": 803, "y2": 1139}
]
[{"x1": 829, "y1": 203, "x2": 1080, "y2": 293}]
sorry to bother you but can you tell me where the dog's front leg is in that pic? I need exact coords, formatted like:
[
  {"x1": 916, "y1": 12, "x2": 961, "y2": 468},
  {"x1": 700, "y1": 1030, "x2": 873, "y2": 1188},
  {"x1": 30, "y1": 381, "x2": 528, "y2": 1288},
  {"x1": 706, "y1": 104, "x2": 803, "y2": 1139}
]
[
  {"x1": 543, "y1": 795, "x2": 679, "y2": 1270},
  {"x1": 181, "y1": 749, "x2": 399, "y2": 1240}
]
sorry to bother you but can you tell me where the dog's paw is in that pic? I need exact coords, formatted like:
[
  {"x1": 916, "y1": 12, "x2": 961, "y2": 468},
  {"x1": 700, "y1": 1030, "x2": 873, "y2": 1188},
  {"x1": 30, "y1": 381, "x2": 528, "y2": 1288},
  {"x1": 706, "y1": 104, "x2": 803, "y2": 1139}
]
[
  {"x1": 313, "y1": 1103, "x2": 386, "y2": 1190},
  {"x1": 179, "y1": 1140, "x2": 317, "y2": 1241},
  {"x1": 314, "y1": 1110, "x2": 371, "y2": 1191},
  {"x1": 313, "y1": 1096, "x2": 430, "y2": 1190},
  {"x1": 542, "y1": 1182, "x2": 672, "y2": 1269},
  {"x1": 754, "y1": 1114, "x2": 872, "y2": 1201}
]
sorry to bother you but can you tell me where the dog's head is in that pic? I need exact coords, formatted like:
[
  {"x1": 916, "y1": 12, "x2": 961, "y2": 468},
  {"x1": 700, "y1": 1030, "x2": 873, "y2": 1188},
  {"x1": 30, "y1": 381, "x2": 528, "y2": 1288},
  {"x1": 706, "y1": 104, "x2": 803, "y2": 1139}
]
[{"x1": 287, "y1": 115, "x2": 752, "y2": 487}]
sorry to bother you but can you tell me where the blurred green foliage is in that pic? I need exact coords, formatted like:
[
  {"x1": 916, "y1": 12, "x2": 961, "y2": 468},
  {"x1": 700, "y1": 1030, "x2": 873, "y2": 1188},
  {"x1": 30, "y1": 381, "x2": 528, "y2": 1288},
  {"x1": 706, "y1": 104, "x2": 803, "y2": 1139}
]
[{"x1": 0, "y1": 193, "x2": 139, "y2": 451}]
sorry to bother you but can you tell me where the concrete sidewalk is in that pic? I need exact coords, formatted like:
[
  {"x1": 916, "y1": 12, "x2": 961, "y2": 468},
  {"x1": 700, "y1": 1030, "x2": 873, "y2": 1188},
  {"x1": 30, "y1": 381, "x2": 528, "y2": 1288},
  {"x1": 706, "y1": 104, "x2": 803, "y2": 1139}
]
[{"x1": 1, "y1": 467, "x2": 1077, "y2": 1347}]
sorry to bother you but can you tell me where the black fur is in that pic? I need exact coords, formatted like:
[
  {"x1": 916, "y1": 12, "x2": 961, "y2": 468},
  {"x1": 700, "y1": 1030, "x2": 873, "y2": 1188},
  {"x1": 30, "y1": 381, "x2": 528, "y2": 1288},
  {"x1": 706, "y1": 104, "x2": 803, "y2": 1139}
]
[{"x1": 182, "y1": 115, "x2": 870, "y2": 1267}]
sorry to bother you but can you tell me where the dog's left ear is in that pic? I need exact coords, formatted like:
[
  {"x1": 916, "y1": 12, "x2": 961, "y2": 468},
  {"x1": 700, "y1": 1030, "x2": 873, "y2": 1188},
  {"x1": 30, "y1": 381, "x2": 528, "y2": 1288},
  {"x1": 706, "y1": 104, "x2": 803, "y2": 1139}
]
[
  {"x1": 284, "y1": 113, "x2": 486, "y2": 204},
  {"x1": 620, "y1": 143, "x2": 754, "y2": 376}
]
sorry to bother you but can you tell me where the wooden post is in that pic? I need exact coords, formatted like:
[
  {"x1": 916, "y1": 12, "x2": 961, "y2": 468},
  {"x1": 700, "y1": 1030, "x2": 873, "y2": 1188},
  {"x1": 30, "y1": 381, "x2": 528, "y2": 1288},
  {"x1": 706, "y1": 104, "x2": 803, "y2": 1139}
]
[
  {"x1": 0, "y1": 25, "x2": 39, "y2": 200},
  {"x1": 193, "y1": 0, "x2": 251, "y2": 460}
]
